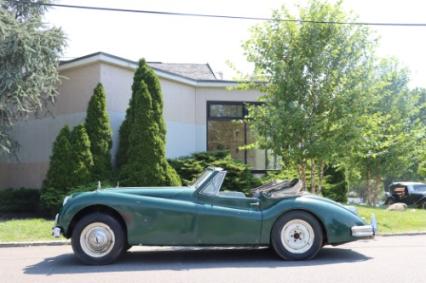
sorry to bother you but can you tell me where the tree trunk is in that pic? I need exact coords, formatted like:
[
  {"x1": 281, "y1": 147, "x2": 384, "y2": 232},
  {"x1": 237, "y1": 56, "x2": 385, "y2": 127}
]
[
  {"x1": 366, "y1": 163, "x2": 371, "y2": 206},
  {"x1": 318, "y1": 161, "x2": 324, "y2": 194},
  {"x1": 298, "y1": 161, "x2": 307, "y2": 191},
  {"x1": 310, "y1": 159, "x2": 316, "y2": 193},
  {"x1": 373, "y1": 161, "x2": 381, "y2": 206}
]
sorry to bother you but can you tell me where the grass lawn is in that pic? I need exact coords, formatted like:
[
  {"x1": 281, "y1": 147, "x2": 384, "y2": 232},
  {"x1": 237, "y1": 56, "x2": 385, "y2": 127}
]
[
  {"x1": 357, "y1": 205, "x2": 426, "y2": 234},
  {"x1": 0, "y1": 218, "x2": 61, "y2": 242}
]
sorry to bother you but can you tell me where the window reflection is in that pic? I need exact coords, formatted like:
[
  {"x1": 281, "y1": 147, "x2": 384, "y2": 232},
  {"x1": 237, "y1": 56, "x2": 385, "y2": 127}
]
[{"x1": 207, "y1": 102, "x2": 280, "y2": 171}]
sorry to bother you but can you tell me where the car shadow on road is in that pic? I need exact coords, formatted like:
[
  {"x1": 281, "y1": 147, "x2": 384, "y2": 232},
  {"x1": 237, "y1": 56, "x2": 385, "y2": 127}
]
[{"x1": 24, "y1": 246, "x2": 371, "y2": 275}]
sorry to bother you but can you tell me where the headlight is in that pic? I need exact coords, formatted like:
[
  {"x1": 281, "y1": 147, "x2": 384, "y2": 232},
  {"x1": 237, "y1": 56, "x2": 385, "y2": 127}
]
[{"x1": 63, "y1": 196, "x2": 70, "y2": 206}]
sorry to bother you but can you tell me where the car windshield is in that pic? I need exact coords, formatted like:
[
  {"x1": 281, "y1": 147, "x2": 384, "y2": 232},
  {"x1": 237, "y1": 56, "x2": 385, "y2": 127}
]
[
  {"x1": 191, "y1": 169, "x2": 214, "y2": 189},
  {"x1": 413, "y1": 185, "x2": 426, "y2": 192}
]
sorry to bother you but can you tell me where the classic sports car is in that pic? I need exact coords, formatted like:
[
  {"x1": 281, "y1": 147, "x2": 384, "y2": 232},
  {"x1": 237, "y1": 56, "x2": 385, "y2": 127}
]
[{"x1": 52, "y1": 167, "x2": 375, "y2": 265}]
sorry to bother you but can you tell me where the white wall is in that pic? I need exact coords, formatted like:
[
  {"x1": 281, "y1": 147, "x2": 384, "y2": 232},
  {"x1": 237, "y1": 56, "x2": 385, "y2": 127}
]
[{"x1": 0, "y1": 60, "x2": 264, "y2": 189}]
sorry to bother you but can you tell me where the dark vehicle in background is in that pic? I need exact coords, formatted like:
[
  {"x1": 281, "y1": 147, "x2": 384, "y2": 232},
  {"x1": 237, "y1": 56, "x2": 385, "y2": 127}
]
[{"x1": 385, "y1": 182, "x2": 426, "y2": 208}]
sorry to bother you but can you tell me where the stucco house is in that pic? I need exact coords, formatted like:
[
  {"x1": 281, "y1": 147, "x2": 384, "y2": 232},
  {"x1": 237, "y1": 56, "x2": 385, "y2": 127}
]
[{"x1": 0, "y1": 52, "x2": 278, "y2": 189}]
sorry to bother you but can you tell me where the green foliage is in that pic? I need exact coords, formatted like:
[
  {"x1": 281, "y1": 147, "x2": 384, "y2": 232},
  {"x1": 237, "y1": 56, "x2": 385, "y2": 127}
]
[
  {"x1": 0, "y1": 188, "x2": 40, "y2": 213},
  {"x1": 321, "y1": 166, "x2": 347, "y2": 203},
  {"x1": 242, "y1": 0, "x2": 426, "y2": 203},
  {"x1": 40, "y1": 126, "x2": 73, "y2": 213},
  {"x1": 244, "y1": 0, "x2": 374, "y2": 172},
  {"x1": 260, "y1": 166, "x2": 299, "y2": 184},
  {"x1": 85, "y1": 83, "x2": 113, "y2": 180},
  {"x1": 118, "y1": 59, "x2": 180, "y2": 186},
  {"x1": 41, "y1": 124, "x2": 95, "y2": 214},
  {"x1": 169, "y1": 151, "x2": 261, "y2": 194},
  {"x1": 69, "y1": 125, "x2": 94, "y2": 185},
  {"x1": 0, "y1": 0, "x2": 65, "y2": 154}
]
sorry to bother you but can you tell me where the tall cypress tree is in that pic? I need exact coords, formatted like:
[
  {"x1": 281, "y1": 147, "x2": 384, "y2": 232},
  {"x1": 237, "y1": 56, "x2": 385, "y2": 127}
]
[
  {"x1": 85, "y1": 83, "x2": 112, "y2": 180},
  {"x1": 118, "y1": 59, "x2": 181, "y2": 186},
  {"x1": 70, "y1": 125, "x2": 94, "y2": 185},
  {"x1": 41, "y1": 125, "x2": 73, "y2": 213}
]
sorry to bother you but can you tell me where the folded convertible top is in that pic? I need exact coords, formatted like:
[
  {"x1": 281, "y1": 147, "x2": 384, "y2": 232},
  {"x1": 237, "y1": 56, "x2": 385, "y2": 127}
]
[{"x1": 252, "y1": 179, "x2": 304, "y2": 199}]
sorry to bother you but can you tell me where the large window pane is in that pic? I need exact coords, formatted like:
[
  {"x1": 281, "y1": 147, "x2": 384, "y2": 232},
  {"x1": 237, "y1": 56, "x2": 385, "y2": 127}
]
[
  {"x1": 207, "y1": 120, "x2": 245, "y2": 163},
  {"x1": 246, "y1": 125, "x2": 281, "y2": 170},
  {"x1": 207, "y1": 101, "x2": 280, "y2": 171},
  {"x1": 209, "y1": 104, "x2": 244, "y2": 118}
]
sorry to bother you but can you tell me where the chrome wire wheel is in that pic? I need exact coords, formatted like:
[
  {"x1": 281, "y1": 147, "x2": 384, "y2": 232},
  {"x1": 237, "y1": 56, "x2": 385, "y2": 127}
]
[
  {"x1": 80, "y1": 222, "x2": 115, "y2": 258},
  {"x1": 280, "y1": 219, "x2": 315, "y2": 254}
]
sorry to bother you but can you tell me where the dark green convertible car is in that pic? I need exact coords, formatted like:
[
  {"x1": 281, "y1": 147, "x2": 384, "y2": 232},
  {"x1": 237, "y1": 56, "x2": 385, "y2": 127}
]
[{"x1": 52, "y1": 167, "x2": 375, "y2": 265}]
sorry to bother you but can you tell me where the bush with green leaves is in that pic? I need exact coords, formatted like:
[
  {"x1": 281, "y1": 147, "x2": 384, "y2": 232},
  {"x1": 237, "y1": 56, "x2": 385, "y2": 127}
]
[
  {"x1": 321, "y1": 166, "x2": 348, "y2": 203},
  {"x1": 69, "y1": 125, "x2": 94, "y2": 185},
  {"x1": 40, "y1": 125, "x2": 74, "y2": 213},
  {"x1": 169, "y1": 151, "x2": 261, "y2": 194},
  {"x1": 84, "y1": 83, "x2": 112, "y2": 180},
  {"x1": 0, "y1": 188, "x2": 40, "y2": 214},
  {"x1": 41, "y1": 124, "x2": 94, "y2": 214},
  {"x1": 118, "y1": 59, "x2": 180, "y2": 186}
]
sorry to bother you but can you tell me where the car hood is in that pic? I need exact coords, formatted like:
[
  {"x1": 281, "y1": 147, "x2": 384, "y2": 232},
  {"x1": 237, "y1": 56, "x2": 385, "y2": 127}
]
[{"x1": 102, "y1": 186, "x2": 196, "y2": 199}]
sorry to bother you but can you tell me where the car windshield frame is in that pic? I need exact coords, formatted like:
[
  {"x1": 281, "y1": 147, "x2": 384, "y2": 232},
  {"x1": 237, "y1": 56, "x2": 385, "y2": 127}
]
[
  {"x1": 191, "y1": 168, "x2": 215, "y2": 189},
  {"x1": 199, "y1": 170, "x2": 227, "y2": 196}
]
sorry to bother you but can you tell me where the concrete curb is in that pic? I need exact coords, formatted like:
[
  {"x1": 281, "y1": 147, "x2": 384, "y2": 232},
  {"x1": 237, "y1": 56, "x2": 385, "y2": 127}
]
[
  {"x1": 1, "y1": 232, "x2": 426, "y2": 247},
  {"x1": 378, "y1": 232, "x2": 426, "y2": 237},
  {"x1": 0, "y1": 240, "x2": 70, "y2": 248}
]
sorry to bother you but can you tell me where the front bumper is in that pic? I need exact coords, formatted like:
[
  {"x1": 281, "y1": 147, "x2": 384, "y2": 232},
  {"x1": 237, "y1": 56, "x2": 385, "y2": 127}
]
[
  {"x1": 52, "y1": 227, "x2": 61, "y2": 238},
  {"x1": 52, "y1": 213, "x2": 62, "y2": 238}
]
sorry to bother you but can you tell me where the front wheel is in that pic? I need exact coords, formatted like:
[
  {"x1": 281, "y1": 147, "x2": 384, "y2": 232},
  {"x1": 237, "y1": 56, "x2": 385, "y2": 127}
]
[
  {"x1": 271, "y1": 211, "x2": 323, "y2": 260},
  {"x1": 71, "y1": 213, "x2": 126, "y2": 265}
]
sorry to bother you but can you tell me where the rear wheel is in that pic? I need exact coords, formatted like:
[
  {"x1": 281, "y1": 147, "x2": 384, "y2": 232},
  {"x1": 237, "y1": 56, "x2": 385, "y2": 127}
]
[
  {"x1": 71, "y1": 213, "x2": 125, "y2": 265},
  {"x1": 271, "y1": 211, "x2": 323, "y2": 260}
]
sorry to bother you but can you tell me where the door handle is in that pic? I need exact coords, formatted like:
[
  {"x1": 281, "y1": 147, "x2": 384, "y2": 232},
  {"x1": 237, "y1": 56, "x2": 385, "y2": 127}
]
[{"x1": 250, "y1": 201, "x2": 260, "y2": 207}]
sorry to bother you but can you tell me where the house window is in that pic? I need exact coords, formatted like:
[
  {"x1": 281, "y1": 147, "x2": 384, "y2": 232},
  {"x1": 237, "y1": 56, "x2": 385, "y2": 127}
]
[{"x1": 207, "y1": 101, "x2": 280, "y2": 171}]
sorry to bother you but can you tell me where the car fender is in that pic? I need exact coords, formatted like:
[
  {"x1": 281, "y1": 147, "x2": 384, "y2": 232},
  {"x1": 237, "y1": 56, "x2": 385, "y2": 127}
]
[{"x1": 260, "y1": 195, "x2": 365, "y2": 245}]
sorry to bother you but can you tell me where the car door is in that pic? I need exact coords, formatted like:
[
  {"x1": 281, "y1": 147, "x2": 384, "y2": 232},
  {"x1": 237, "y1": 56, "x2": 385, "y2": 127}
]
[
  {"x1": 128, "y1": 191, "x2": 199, "y2": 245},
  {"x1": 195, "y1": 172, "x2": 262, "y2": 245}
]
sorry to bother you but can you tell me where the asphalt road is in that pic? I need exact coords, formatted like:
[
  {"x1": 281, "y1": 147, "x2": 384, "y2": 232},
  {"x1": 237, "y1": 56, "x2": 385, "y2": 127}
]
[{"x1": 1, "y1": 235, "x2": 425, "y2": 283}]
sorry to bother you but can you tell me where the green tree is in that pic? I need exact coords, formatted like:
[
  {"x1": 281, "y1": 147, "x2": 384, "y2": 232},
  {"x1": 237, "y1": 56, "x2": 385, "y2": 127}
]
[
  {"x1": 69, "y1": 125, "x2": 94, "y2": 185},
  {"x1": 321, "y1": 165, "x2": 347, "y2": 203},
  {"x1": 0, "y1": 0, "x2": 65, "y2": 154},
  {"x1": 118, "y1": 59, "x2": 180, "y2": 186},
  {"x1": 344, "y1": 59, "x2": 426, "y2": 204},
  {"x1": 243, "y1": 0, "x2": 374, "y2": 192},
  {"x1": 85, "y1": 83, "x2": 112, "y2": 180},
  {"x1": 40, "y1": 125, "x2": 73, "y2": 213}
]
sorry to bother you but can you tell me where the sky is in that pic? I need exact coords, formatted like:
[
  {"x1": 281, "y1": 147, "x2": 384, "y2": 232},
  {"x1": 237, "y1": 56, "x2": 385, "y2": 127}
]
[{"x1": 45, "y1": 0, "x2": 426, "y2": 87}]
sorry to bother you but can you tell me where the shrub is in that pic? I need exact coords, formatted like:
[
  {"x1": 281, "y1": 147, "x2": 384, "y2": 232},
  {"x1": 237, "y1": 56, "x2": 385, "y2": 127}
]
[
  {"x1": 118, "y1": 59, "x2": 180, "y2": 186},
  {"x1": 41, "y1": 124, "x2": 95, "y2": 215},
  {"x1": 69, "y1": 125, "x2": 94, "y2": 185},
  {"x1": 0, "y1": 188, "x2": 40, "y2": 214},
  {"x1": 85, "y1": 83, "x2": 113, "y2": 180},
  {"x1": 169, "y1": 151, "x2": 261, "y2": 194},
  {"x1": 40, "y1": 125, "x2": 74, "y2": 213},
  {"x1": 321, "y1": 166, "x2": 348, "y2": 203}
]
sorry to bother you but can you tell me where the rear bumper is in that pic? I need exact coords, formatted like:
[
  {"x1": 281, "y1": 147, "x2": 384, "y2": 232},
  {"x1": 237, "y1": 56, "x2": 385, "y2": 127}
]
[{"x1": 351, "y1": 225, "x2": 375, "y2": 238}]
